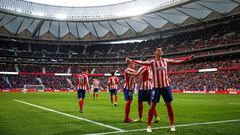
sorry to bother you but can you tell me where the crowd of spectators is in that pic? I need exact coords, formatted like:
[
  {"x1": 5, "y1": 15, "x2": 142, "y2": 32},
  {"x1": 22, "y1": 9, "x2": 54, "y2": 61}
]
[
  {"x1": 168, "y1": 57, "x2": 240, "y2": 71},
  {"x1": 1, "y1": 55, "x2": 239, "y2": 90},
  {"x1": 0, "y1": 63, "x2": 16, "y2": 72},
  {"x1": 170, "y1": 70, "x2": 240, "y2": 90},
  {"x1": 1, "y1": 55, "x2": 239, "y2": 73},
  {"x1": 1, "y1": 69, "x2": 239, "y2": 91},
  {"x1": 45, "y1": 65, "x2": 69, "y2": 73},
  {"x1": 5, "y1": 75, "x2": 42, "y2": 89},
  {"x1": 0, "y1": 18, "x2": 240, "y2": 61},
  {"x1": 0, "y1": 75, "x2": 11, "y2": 89},
  {"x1": 18, "y1": 64, "x2": 43, "y2": 72},
  {"x1": 41, "y1": 76, "x2": 73, "y2": 90}
]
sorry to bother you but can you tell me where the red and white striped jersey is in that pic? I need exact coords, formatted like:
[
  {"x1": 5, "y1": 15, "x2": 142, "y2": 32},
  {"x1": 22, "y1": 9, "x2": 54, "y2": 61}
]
[
  {"x1": 108, "y1": 76, "x2": 119, "y2": 90},
  {"x1": 124, "y1": 68, "x2": 136, "y2": 90},
  {"x1": 77, "y1": 73, "x2": 89, "y2": 90},
  {"x1": 93, "y1": 79, "x2": 100, "y2": 89},
  {"x1": 131, "y1": 56, "x2": 191, "y2": 88},
  {"x1": 137, "y1": 66, "x2": 153, "y2": 90}
]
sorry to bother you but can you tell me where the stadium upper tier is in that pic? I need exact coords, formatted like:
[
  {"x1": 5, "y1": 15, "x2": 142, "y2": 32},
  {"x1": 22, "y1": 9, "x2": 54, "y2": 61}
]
[
  {"x1": 0, "y1": 0, "x2": 240, "y2": 41},
  {"x1": 0, "y1": 16, "x2": 240, "y2": 65}
]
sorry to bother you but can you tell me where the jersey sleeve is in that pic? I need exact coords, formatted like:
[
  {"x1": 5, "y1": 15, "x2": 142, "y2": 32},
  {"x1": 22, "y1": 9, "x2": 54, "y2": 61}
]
[
  {"x1": 125, "y1": 68, "x2": 137, "y2": 76},
  {"x1": 130, "y1": 59, "x2": 153, "y2": 66},
  {"x1": 136, "y1": 66, "x2": 146, "y2": 75},
  {"x1": 85, "y1": 74, "x2": 90, "y2": 90},
  {"x1": 165, "y1": 56, "x2": 191, "y2": 64}
]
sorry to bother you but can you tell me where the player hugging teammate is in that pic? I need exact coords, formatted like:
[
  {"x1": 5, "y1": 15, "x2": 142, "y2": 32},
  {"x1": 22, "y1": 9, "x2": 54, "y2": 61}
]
[{"x1": 126, "y1": 47, "x2": 193, "y2": 132}]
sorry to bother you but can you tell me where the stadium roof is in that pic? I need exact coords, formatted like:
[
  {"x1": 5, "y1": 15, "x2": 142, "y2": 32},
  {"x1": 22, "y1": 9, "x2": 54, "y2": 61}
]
[
  {"x1": 0, "y1": 0, "x2": 239, "y2": 42},
  {"x1": 24, "y1": 0, "x2": 133, "y2": 7},
  {"x1": 1, "y1": 0, "x2": 184, "y2": 21}
]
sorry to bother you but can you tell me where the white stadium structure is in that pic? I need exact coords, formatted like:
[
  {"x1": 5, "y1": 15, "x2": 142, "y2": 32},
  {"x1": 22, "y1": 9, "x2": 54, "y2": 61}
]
[{"x1": 0, "y1": 0, "x2": 239, "y2": 41}]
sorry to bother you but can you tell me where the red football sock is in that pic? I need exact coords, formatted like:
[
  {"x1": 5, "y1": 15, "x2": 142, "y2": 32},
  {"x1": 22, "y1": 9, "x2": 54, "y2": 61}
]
[
  {"x1": 114, "y1": 95, "x2": 118, "y2": 103},
  {"x1": 147, "y1": 109, "x2": 153, "y2": 126},
  {"x1": 166, "y1": 102, "x2": 174, "y2": 125},
  {"x1": 125, "y1": 100, "x2": 132, "y2": 120},
  {"x1": 79, "y1": 100, "x2": 81, "y2": 110},
  {"x1": 153, "y1": 108, "x2": 157, "y2": 117},
  {"x1": 96, "y1": 93, "x2": 99, "y2": 99},
  {"x1": 138, "y1": 101, "x2": 143, "y2": 118},
  {"x1": 124, "y1": 102, "x2": 128, "y2": 119},
  {"x1": 79, "y1": 99, "x2": 84, "y2": 111},
  {"x1": 148, "y1": 102, "x2": 157, "y2": 117},
  {"x1": 148, "y1": 102, "x2": 156, "y2": 126}
]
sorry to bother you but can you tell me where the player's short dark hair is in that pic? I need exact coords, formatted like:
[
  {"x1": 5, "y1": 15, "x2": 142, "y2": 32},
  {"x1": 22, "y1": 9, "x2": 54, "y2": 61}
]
[
  {"x1": 155, "y1": 47, "x2": 162, "y2": 51},
  {"x1": 81, "y1": 69, "x2": 88, "y2": 73}
]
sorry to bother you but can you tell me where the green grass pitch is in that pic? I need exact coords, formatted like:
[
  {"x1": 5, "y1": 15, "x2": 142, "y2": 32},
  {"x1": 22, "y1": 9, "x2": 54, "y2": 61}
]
[{"x1": 0, "y1": 92, "x2": 240, "y2": 135}]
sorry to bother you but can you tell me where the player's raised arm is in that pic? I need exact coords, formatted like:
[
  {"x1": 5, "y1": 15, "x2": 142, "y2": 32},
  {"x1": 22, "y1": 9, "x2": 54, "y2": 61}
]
[
  {"x1": 85, "y1": 74, "x2": 90, "y2": 92},
  {"x1": 136, "y1": 66, "x2": 147, "y2": 76},
  {"x1": 125, "y1": 68, "x2": 138, "y2": 76},
  {"x1": 126, "y1": 58, "x2": 152, "y2": 66},
  {"x1": 127, "y1": 66, "x2": 146, "y2": 76},
  {"x1": 166, "y1": 55, "x2": 194, "y2": 64}
]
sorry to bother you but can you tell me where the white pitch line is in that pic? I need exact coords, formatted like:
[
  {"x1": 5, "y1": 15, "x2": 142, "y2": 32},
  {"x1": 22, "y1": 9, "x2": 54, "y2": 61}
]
[
  {"x1": 86, "y1": 119, "x2": 240, "y2": 135},
  {"x1": 14, "y1": 99, "x2": 124, "y2": 132},
  {"x1": 229, "y1": 103, "x2": 240, "y2": 105}
]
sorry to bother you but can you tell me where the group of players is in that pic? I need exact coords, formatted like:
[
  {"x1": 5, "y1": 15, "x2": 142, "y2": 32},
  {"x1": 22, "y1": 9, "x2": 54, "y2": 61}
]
[{"x1": 76, "y1": 47, "x2": 193, "y2": 132}]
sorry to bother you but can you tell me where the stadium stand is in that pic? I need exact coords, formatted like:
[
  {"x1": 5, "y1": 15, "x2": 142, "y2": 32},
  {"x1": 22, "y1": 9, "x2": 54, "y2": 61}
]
[
  {"x1": 170, "y1": 70, "x2": 240, "y2": 91},
  {"x1": 0, "y1": 16, "x2": 240, "y2": 91}
]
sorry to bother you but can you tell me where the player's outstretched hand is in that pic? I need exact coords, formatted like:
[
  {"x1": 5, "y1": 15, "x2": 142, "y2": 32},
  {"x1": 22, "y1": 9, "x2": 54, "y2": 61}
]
[
  {"x1": 189, "y1": 55, "x2": 195, "y2": 60},
  {"x1": 125, "y1": 58, "x2": 131, "y2": 63}
]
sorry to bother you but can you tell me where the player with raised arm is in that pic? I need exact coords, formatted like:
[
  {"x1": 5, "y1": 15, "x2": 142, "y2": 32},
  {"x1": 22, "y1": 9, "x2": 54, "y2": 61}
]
[
  {"x1": 108, "y1": 71, "x2": 119, "y2": 107},
  {"x1": 77, "y1": 69, "x2": 90, "y2": 113},
  {"x1": 92, "y1": 78, "x2": 100, "y2": 100},
  {"x1": 123, "y1": 61, "x2": 137, "y2": 122},
  {"x1": 127, "y1": 48, "x2": 193, "y2": 132}
]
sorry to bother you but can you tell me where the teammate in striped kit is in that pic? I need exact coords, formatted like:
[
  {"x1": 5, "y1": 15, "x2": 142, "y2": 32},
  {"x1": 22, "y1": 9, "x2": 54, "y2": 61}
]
[
  {"x1": 131, "y1": 65, "x2": 160, "y2": 123},
  {"x1": 123, "y1": 61, "x2": 136, "y2": 122},
  {"x1": 127, "y1": 48, "x2": 193, "y2": 132},
  {"x1": 92, "y1": 78, "x2": 100, "y2": 100},
  {"x1": 77, "y1": 69, "x2": 90, "y2": 113},
  {"x1": 108, "y1": 72, "x2": 119, "y2": 107}
]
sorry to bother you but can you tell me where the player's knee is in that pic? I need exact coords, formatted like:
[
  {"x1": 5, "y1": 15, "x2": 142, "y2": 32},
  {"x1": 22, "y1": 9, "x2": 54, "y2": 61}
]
[
  {"x1": 165, "y1": 102, "x2": 171, "y2": 106},
  {"x1": 150, "y1": 102, "x2": 157, "y2": 109}
]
